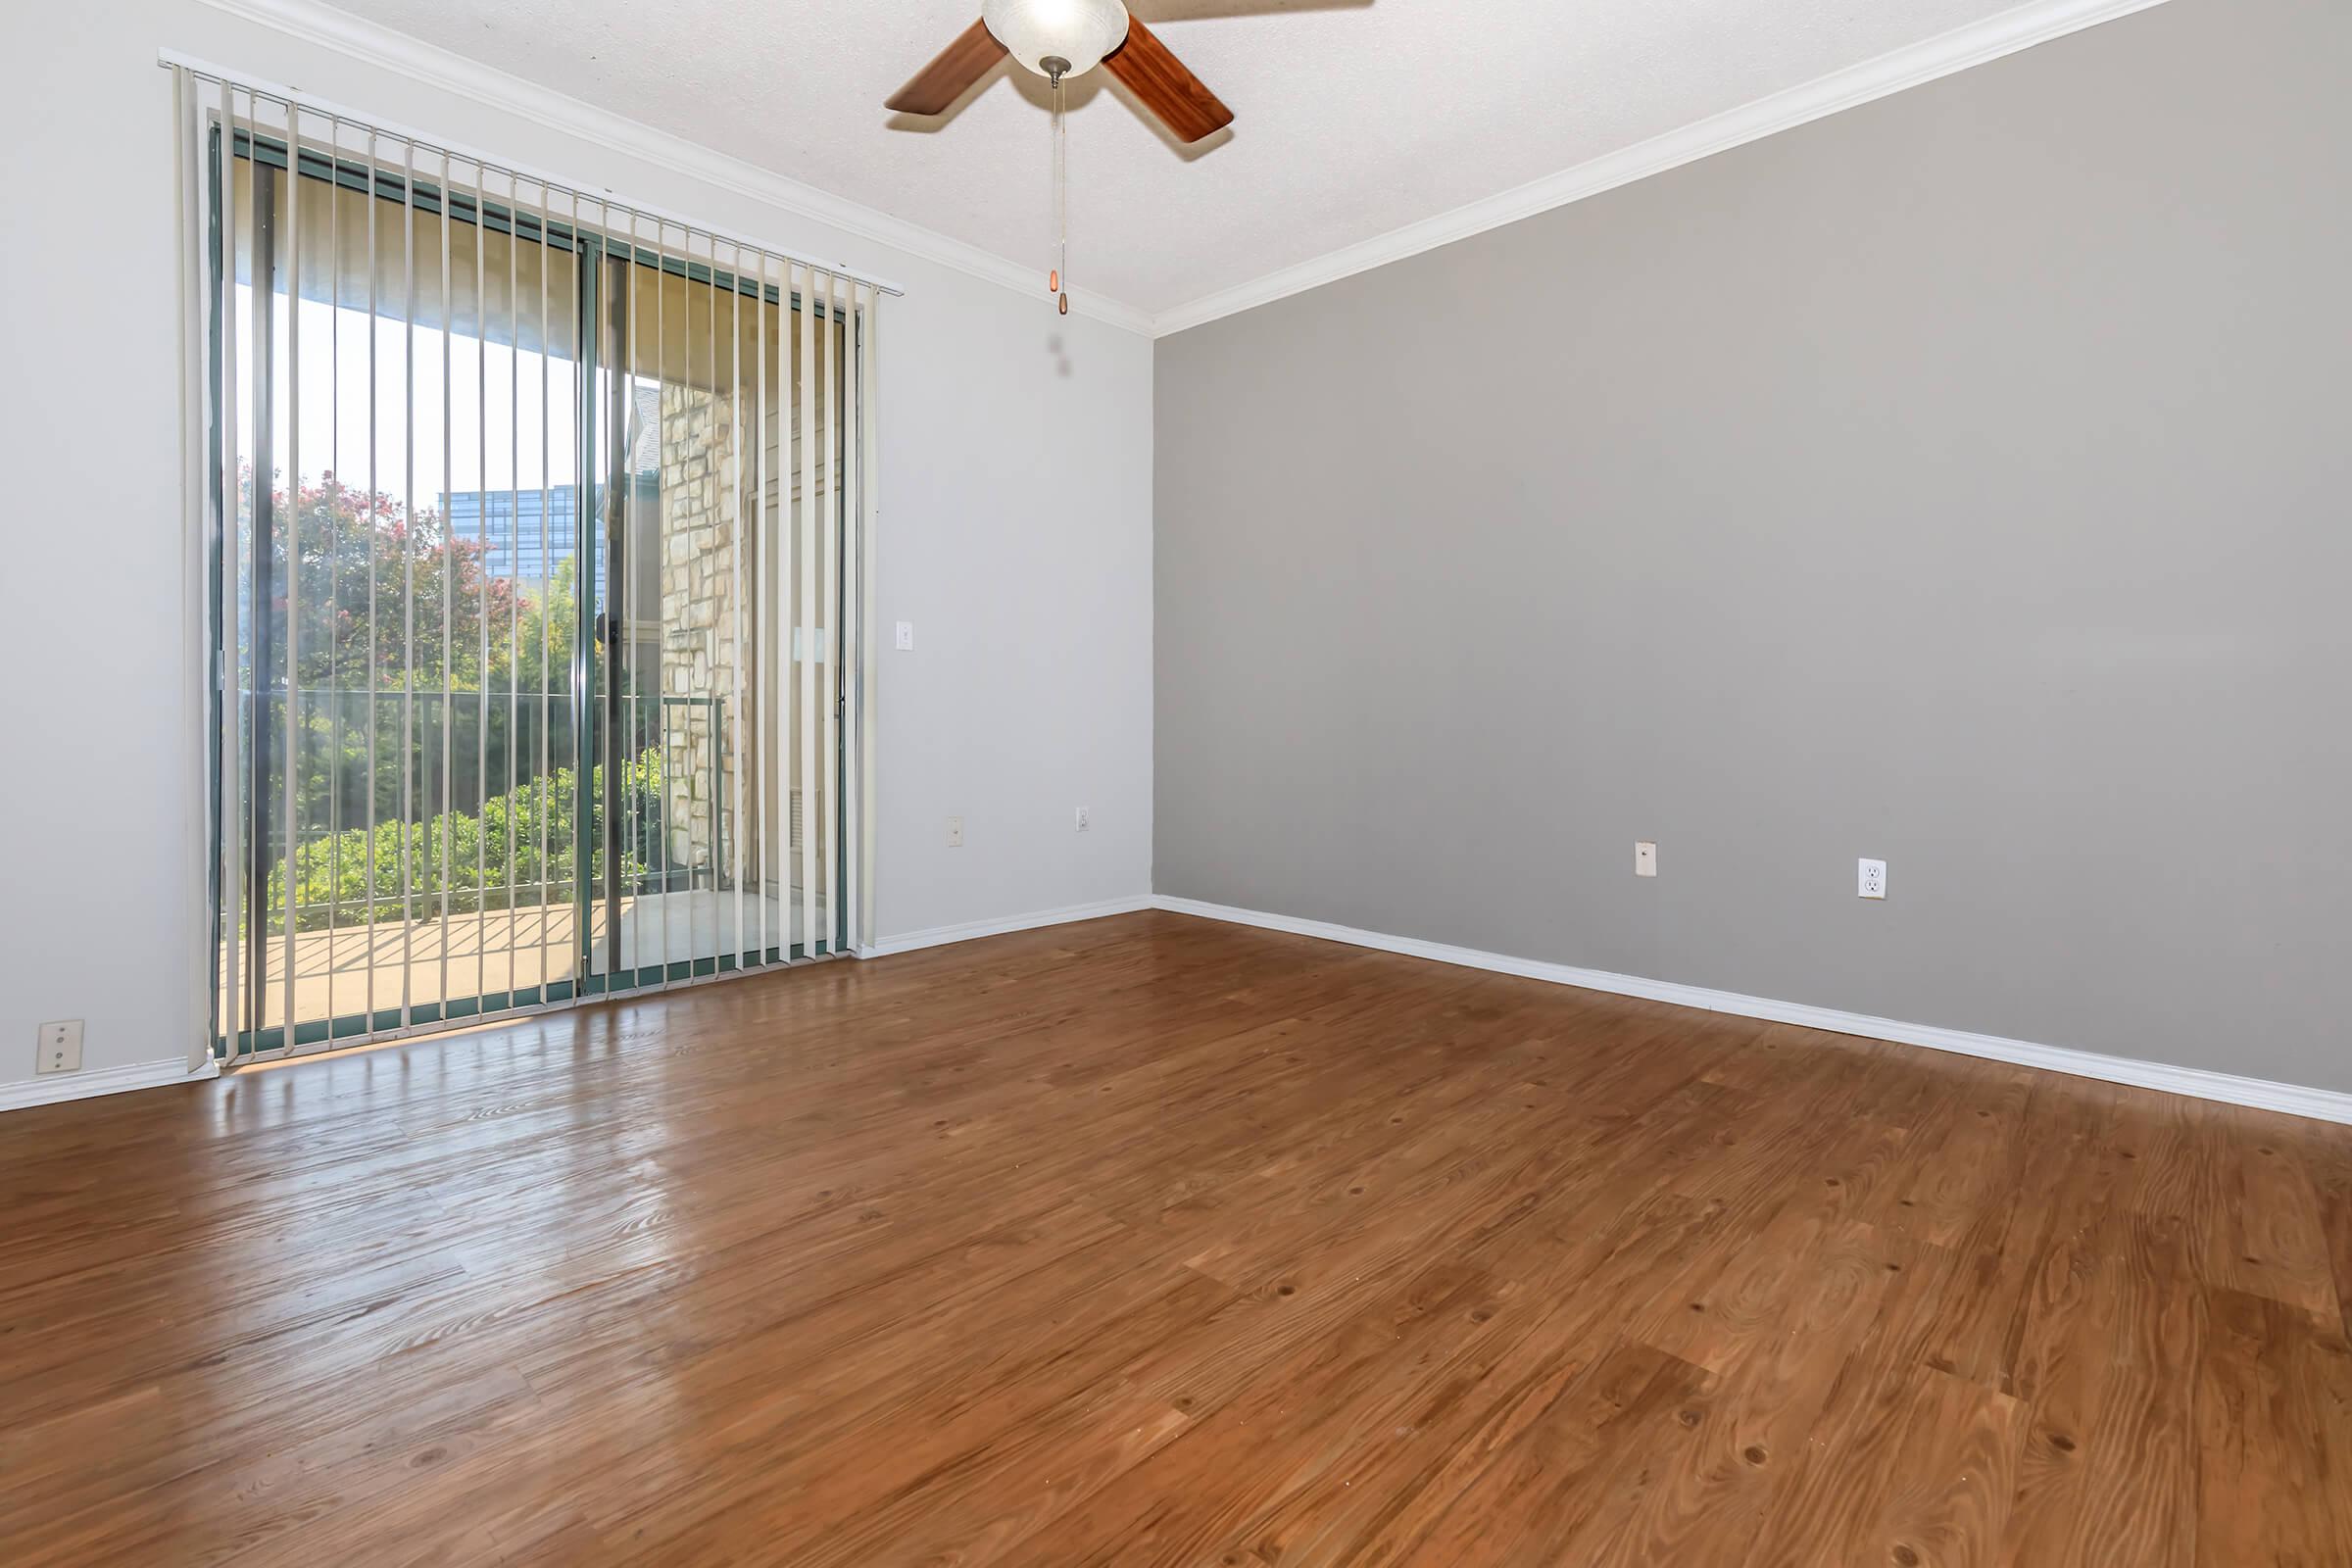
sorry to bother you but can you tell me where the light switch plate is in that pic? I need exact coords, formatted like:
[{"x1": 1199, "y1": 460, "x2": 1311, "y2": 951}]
[
  {"x1": 36, "y1": 1019, "x2": 82, "y2": 1075},
  {"x1": 946, "y1": 815, "x2": 963, "y2": 848},
  {"x1": 1634, "y1": 841, "x2": 1658, "y2": 878},
  {"x1": 894, "y1": 620, "x2": 915, "y2": 651}
]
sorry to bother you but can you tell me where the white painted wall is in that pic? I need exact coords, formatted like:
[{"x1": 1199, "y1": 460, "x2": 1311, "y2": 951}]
[{"x1": 0, "y1": 1, "x2": 1154, "y2": 1096}]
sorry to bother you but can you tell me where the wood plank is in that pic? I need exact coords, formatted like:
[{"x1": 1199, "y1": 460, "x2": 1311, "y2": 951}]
[
  {"x1": 2195, "y1": 1285, "x2": 2352, "y2": 1567},
  {"x1": 1998, "y1": 1211, "x2": 2201, "y2": 1568}
]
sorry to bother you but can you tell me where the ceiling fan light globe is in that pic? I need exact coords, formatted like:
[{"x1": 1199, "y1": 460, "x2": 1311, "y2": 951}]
[{"x1": 982, "y1": 0, "x2": 1130, "y2": 80}]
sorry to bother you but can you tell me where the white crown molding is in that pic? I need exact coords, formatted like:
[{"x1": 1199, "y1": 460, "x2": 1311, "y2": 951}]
[
  {"x1": 1152, "y1": 0, "x2": 2177, "y2": 337},
  {"x1": 181, "y1": 0, "x2": 1158, "y2": 336},
  {"x1": 859, "y1": 895, "x2": 1154, "y2": 958},
  {"x1": 0, "y1": 1057, "x2": 220, "y2": 1115},
  {"x1": 1152, "y1": 897, "x2": 2352, "y2": 1127},
  {"x1": 188, "y1": 0, "x2": 2173, "y2": 342}
]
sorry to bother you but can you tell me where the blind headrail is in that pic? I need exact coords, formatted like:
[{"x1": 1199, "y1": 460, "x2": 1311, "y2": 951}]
[{"x1": 155, "y1": 48, "x2": 907, "y2": 298}]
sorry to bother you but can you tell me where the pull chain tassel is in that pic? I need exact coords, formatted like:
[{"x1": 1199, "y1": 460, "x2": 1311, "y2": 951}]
[{"x1": 1052, "y1": 74, "x2": 1069, "y2": 315}]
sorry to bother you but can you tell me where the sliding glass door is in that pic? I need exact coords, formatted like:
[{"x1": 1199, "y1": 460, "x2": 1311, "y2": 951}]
[
  {"x1": 581, "y1": 219, "x2": 855, "y2": 998},
  {"x1": 194, "y1": 80, "x2": 868, "y2": 1061}
]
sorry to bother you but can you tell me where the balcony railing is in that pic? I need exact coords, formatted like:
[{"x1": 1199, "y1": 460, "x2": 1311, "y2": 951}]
[{"x1": 233, "y1": 689, "x2": 726, "y2": 935}]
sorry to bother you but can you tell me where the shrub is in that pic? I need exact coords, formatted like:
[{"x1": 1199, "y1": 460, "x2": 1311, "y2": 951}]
[{"x1": 262, "y1": 747, "x2": 665, "y2": 932}]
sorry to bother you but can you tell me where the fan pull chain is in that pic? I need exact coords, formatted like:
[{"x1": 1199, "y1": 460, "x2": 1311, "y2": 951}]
[{"x1": 1051, "y1": 72, "x2": 1069, "y2": 316}]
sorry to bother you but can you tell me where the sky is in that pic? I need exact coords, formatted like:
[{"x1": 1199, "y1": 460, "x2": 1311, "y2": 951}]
[{"x1": 235, "y1": 283, "x2": 605, "y2": 575}]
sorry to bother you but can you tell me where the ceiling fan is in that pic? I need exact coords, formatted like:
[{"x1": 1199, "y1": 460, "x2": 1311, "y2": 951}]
[
  {"x1": 887, "y1": 1, "x2": 1235, "y2": 145},
  {"x1": 888, "y1": 3, "x2": 1235, "y2": 315}
]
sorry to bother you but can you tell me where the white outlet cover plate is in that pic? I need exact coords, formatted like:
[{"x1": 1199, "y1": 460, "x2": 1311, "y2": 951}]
[
  {"x1": 1635, "y1": 841, "x2": 1658, "y2": 877},
  {"x1": 1859, "y1": 858, "x2": 1887, "y2": 899}
]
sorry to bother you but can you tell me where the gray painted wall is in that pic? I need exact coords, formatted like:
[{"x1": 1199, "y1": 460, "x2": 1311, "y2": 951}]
[{"x1": 1152, "y1": 0, "x2": 2352, "y2": 1092}]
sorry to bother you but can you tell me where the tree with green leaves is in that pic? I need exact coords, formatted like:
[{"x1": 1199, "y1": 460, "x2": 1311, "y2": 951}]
[{"x1": 238, "y1": 467, "x2": 659, "y2": 932}]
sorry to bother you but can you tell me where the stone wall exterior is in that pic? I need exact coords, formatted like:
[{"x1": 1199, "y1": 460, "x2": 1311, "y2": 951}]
[{"x1": 656, "y1": 385, "x2": 744, "y2": 884}]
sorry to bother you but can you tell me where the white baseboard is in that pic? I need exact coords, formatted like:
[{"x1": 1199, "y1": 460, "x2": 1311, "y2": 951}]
[
  {"x1": 860, "y1": 896, "x2": 1154, "y2": 959},
  {"x1": 0, "y1": 1056, "x2": 221, "y2": 1114},
  {"x1": 1152, "y1": 897, "x2": 2352, "y2": 1127}
]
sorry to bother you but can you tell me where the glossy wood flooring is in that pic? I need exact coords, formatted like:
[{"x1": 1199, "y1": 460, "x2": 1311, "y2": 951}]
[{"x1": 6, "y1": 911, "x2": 2351, "y2": 1566}]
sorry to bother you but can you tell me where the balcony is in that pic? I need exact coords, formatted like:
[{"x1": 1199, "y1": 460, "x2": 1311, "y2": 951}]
[{"x1": 220, "y1": 689, "x2": 831, "y2": 1054}]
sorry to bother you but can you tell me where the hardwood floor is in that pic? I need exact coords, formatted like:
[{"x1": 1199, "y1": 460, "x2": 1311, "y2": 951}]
[{"x1": 5, "y1": 910, "x2": 2350, "y2": 1565}]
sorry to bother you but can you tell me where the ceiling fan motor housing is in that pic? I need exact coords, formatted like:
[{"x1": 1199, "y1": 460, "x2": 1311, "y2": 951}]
[{"x1": 982, "y1": 0, "x2": 1131, "y2": 81}]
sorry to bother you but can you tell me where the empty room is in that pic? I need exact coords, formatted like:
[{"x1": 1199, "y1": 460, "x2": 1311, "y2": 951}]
[{"x1": 5, "y1": 0, "x2": 2349, "y2": 1561}]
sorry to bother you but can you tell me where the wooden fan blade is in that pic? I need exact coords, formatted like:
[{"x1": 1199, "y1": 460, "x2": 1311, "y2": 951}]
[
  {"x1": 886, "y1": 18, "x2": 1006, "y2": 115},
  {"x1": 1102, "y1": 16, "x2": 1234, "y2": 144}
]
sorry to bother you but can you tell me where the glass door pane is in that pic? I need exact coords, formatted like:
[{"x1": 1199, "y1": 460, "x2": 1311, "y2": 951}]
[
  {"x1": 588, "y1": 251, "x2": 780, "y2": 986},
  {"x1": 221, "y1": 133, "x2": 589, "y2": 1053}
]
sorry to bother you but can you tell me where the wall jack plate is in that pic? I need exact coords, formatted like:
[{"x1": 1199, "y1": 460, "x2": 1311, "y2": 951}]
[{"x1": 37, "y1": 1019, "x2": 83, "y2": 1075}]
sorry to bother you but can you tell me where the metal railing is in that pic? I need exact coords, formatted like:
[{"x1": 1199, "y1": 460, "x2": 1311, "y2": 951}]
[{"x1": 237, "y1": 688, "x2": 725, "y2": 934}]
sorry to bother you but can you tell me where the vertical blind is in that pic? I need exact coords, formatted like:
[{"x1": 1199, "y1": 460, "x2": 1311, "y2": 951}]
[{"x1": 171, "y1": 64, "x2": 884, "y2": 1062}]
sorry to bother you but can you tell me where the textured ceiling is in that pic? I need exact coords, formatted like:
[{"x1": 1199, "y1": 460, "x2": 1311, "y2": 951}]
[{"x1": 323, "y1": 0, "x2": 2037, "y2": 316}]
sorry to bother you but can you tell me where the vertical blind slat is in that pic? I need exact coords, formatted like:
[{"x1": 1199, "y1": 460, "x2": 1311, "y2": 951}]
[
  {"x1": 773, "y1": 260, "x2": 790, "y2": 964},
  {"x1": 856, "y1": 278, "x2": 874, "y2": 958},
  {"x1": 280, "y1": 96, "x2": 300, "y2": 1042},
  {"x1": 505, "y1": 168, "x2": 522, "y2": 1003},
  {"x1": 858, "y1": 281, "x2": 881, "y2": 953},
  {"x1": 209, "y1": 74, "x2": 239, "y2": 1053},
  {"x1": 753, "y1": 256, "x2": 770, "y2": 967},
  {"x1": 696, "y1": 227, "x2": 713, "y2": 975},
  {"x1": 324, "y1": 111, "x2": 343, "y2": 1039},
  {"x1": 436, "y1": 145, "x2": 455, "y2": 1014},
  {"x1": 797, "y1": 264, "x2": 818, "y2": 961},
  {"x1": 819, "y1": 270, "x2": 841, "y2": 955},
  {"x1": 174, "y1": 68, "x2": 204, "y2": 1067},
  {"x1": 653, "y1": 220, "x2": 673, "y2": 987},
  {"x1": 472, "y1": 150, "x2": 490, "y2": 1010},
  {"x1": 535, "y1": 177, "x2": 555, "y2": 998},
  {"x1": 175, "y1": 68, "x2": 211, "y2": 1058},
  {"x1": 618, "y1": 207, "x2": 640, "y2": 982},
  {"x1": 729, "y1": 241, "x2": 748, "y2": 972},
  {"x1": 619, "y1": 207, "x2": 640, "y2": 984},
  {"x1": 363, "y1": 124, "x2": 381, "y2": 1037},
  {"x1": 399, "y1": 130, "x2": 418, "y2": 1034}
]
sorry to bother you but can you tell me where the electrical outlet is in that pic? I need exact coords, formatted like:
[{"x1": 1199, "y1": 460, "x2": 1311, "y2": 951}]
[
  {"x1": 946, "y1": 815, "x2": 963, "y2": 848},
  {"x1": 1075, "y1": 806, "x2": 1091, "y2": 833},
  {"x1": 36, "y1": 1019, "x2": 83, "y2": 1075},
  {"x1": 1634, "y1": 841, "x2": 1658, "y2": 878},
  {"x1": 895, "y1": 620, "x2": 915, "y2": 651},
  {"x1": 1858, "y1": 858, "x2": 1887, "y2": 900}
]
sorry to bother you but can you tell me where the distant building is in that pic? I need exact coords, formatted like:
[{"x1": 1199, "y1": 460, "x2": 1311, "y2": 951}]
[
  {"x1": 443, "y1": 388, "x2": 662, "y2": 599},
  {"x1": 443, "y1": 483, "x2": 601, "y2": 594}
]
